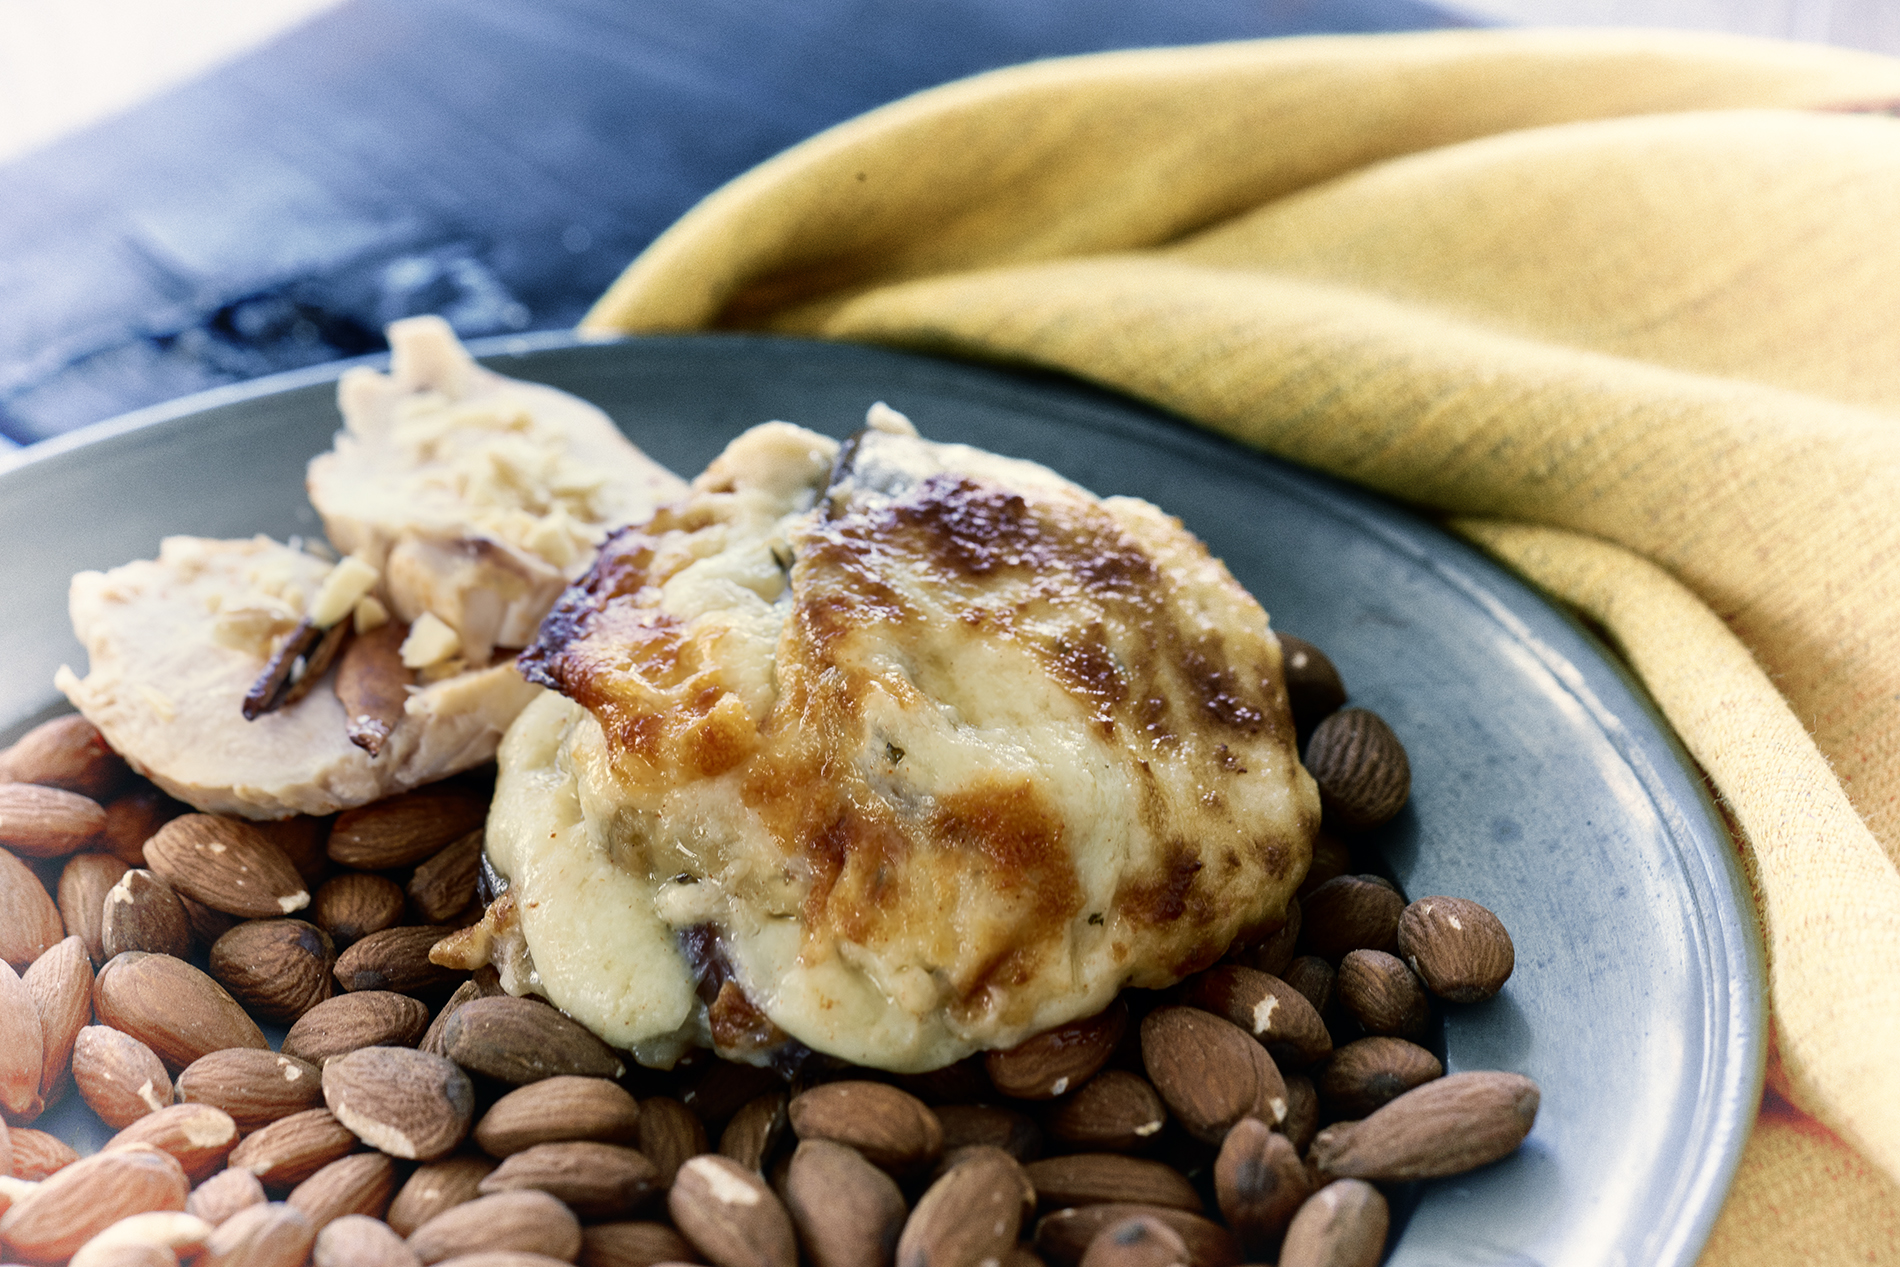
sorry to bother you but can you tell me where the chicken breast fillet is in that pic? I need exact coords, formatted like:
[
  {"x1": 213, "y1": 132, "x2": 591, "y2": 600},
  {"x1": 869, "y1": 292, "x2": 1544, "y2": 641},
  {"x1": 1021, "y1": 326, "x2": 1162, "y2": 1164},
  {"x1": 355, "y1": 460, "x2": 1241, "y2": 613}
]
[{"x1": 468, "y1": 407, "x2": 1320, "y2": 1071}]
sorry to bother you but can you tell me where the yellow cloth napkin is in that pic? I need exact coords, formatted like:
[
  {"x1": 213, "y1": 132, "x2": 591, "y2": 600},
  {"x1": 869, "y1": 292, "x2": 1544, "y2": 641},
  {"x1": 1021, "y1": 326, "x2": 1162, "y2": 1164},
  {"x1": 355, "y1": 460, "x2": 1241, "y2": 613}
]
[{"x1": 581, "y1": 28, "x2": 1900, "y2": 1261}]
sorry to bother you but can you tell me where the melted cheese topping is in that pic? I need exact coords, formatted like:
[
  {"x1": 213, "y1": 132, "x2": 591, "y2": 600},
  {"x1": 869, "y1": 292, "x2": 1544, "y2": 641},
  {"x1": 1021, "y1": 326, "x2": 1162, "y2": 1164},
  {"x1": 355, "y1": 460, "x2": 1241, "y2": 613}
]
[{"x1": 488, "y1": 417, "x2": 1318, "y2": 1071}]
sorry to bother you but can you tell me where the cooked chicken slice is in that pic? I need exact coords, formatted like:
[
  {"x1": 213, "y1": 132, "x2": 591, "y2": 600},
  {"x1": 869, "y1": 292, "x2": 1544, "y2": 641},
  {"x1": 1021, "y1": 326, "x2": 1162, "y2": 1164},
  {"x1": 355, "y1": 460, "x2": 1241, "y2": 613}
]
[
  {"x1": 470, "y1": 407, "x2": 1319, "y2": 1071},
  {"x1": 307, "y1": 316, "x2": 687, "y2": 665},
  {"x1": 56, "y1": 536, "x2": 538, "y2": 818}
]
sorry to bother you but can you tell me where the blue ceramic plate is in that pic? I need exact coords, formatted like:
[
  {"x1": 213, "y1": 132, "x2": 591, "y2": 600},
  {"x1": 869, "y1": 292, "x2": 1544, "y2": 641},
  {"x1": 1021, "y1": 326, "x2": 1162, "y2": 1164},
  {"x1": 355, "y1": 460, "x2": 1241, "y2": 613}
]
[{"x1": 0, "y1": 333, "x2": 1762, "y2": 1266}]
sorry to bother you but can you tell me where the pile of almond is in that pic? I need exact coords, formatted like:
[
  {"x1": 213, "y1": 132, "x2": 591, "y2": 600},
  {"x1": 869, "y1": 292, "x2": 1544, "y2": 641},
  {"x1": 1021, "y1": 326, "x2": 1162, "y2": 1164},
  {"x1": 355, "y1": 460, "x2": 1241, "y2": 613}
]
[{"x1": 0, "y1": 636, "x2": 1536, "y2": 1267}]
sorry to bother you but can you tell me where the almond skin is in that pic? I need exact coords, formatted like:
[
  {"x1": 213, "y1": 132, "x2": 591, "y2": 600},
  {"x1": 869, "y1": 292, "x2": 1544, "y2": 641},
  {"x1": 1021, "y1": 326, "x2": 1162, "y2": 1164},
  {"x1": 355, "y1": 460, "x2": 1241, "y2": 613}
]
[
  {"x1": 228, "y1": 1108, "x2": 361, "y2": 1191},
  {"x1": 933, "y1": 1104, "x2": 1042, "y2": 1162},
  {"x1": 57, "y1": 852, "x2": 129, "y2": 967},
  {"x1": 315, "y1": 1213, "x2": 421, "y2": 1267},
  {"x1": 99, "y1": 787, "x2": 183, "y2": 868},
  {"x1": 288, "y1": 1151, "x2": 399, "y2": 1230},
  {"x1": 1302, "y1": 708, "x2": 1409, "y2": 831},
  {"x1": 1137, "y1": 1008, "x2": 1272, "y2": 1145},
  {"x1": 23, "y1": 930, "x2": 89, "y2": 1109},
  {"x1": 104, "y1": 1103, "x2": 240, "y2": 1182},
  {"x1": 439, "y1": 995, "x2": 626, "y2": 1084},
  {"x1": 1317, "y1": 1037, "x2": 1442, "y2": 1120},
  {"x1": 0, "y1": 958, "x2": 46, "y2": 1123},
  {"x1": 1309, "y1": 1071, "x2": 1540, "y2": 1181},
  {"x1": 898, "y1": 1146, "x2": 1032, "y2": 1267},
  {"x1": 386, "y1": 1154, "x2": 498, "y2": 1237},
  {"x1": 323, "y1": 1047, "x2": 475, "y2": 1162},
  {"x1": 1277, "y1": 1180, "x2": 1387, "y2": 1267},
  {"x1": 1334, "y1": 950, "x2": 1430, "y2": 1038},
  {"x1": 1297, "y1": 877, "x2": 1404, "y2": 961},
  {"x1": 72, "y1": 1024, "x2": 173, "y2": 1128},
  {"x1": 787, "y1": 1082, "x2": 943, "y2": 1175},
  {"x1": 1033, "y1": 1205, "x2": 1239, "y2": 1267},
  {"x1": 1045, "y1": 1072, "x2": 1168, "y2": 1155},
  {"x1": 480, "y1": 1141, "x2": 660, "y2": 1220},
  {"x1": 93, "y1": 951, "x2": 268, "y2": 1072},
  {"x1": 186, "y1": 1168, "x2": 268, "y2": 1226},
  {"x1": 142, "y1": 814, "x2": 310, "y2": 919},
  {"x1": 407, "y1": 830, "x2": 484, "y2": 925},
  {"x1": 1024, "y1": 1154, "x2": 1202, "y2": 1214},
  {"x1": 1078, "y1": 1214, "x2": 1192, "y2": 1267},
  {"x1": 0, "y1": 782, "x2": 108, "y2": 858},
  {"x1": 312, "y1": 873, "x2": 407, "y2": 947},
  {"x1": 475, "y1": 1076, "x2": 644, "y2": 1158},
  {"x1": 208, "y1": 919, "x2": 336, "y2": 1023},
  {"x1": 1396, "y1": 897, "x2": 1515, "y2": 1004},
  {"x1": 1212, "y1": 1119, "x2": 1308, "y2": 1261},
  {"x1": 197, "y1": 1200, "x2": 318, "y2": 1267},
  {"x1": 0, "y1": 845, "x2": 64, "y2": 969},
  {"x1": 0, "y1": 715, "x2": 128, "y2": 799},
  {"x1": 782, "y1": 1139, "x2": 906, "y2": 1267},
  {"x1": 578, "y1": 1221, "x2": 698, "y2": 1267},
  {"x1": 0, "y1": 1146, "x2": 190, "y2": 1262},
  {"x1": 284, "y1": 990, "x2": 432, "y2": 1068},
  {"x1": 100, "y1": 868, "x2": 193, "y2": 961},
  {"x1": 985, "y1": 1000, "x2": 1126, "y2": 1100},
  {"x1": 407, "y1": 1189, "x2": 582, "y2": 1265},
  {"x1": 1183, "y1": 965, "x2": 1332, "y2": 1067},
  {"x1": 718, "y1": 1092, "x2": 789, "y2": 1174},
  {"x1": 8, "y1": 1127, "x2": 78, "y2": 1181},
  {"x1": 668, "y1": 1154, "x2": 796, "y2": 1267},
  {"x1": 334, "y1": 925, "x2": 463, "y2": 995},
  {"x1": 327, "y1": 790, "x2": 488, "y2": 871},
  {"x1": 176, "y1": 1048, "x2": 324, "y2": 1134},
  {"x1": 635, "y1": 1097, "x2": 707, "y2": 1190}
]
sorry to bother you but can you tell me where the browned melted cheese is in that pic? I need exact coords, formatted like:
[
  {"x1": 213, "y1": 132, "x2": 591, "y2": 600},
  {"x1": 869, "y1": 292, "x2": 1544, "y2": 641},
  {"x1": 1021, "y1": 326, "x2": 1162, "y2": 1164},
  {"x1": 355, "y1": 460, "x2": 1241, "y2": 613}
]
[{"x1": 491, "y1": 418, "x2": 1318, "y2": 1070}]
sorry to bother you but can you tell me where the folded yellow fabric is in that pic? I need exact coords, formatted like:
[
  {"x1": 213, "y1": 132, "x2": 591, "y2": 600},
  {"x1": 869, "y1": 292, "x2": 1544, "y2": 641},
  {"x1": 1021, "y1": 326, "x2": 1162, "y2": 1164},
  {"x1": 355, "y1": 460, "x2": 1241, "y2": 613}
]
[{"x1": 581, "y1": 28, "x2": 1900, "y2": 1263}]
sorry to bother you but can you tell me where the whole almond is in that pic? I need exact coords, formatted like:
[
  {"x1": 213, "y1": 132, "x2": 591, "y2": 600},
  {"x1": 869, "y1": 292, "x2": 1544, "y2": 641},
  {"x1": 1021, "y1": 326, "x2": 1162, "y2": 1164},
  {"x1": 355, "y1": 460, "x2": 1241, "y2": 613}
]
[
  {"x1": 1212, "y1": 1119, "x2": 1307, "y2": 1260},
  {"x1": 476, "y1": 1076, "x2": 644, "y2": 1159},
  {"x1": 1298, "y1": 877, "x2": 1404, "y2": 961},
  {"x1": 1276, "y1": 1180, "x2": 1386, "y2": 1267},
  {"x1": 68, "y1": 1209, "x2": 212, "y2": 1267},
  {"x1": 104, "y1": 1102, "x2": 239, "y2": 1181},
  {"x1": 1302, "y1": 709, "x2": 1409, "y2": 831},
  {"x1": 1282, "y1": 1075, "x2": 1320, "y2": 1155},
  {"x1": 719, "y1": 1092, "x2": 789, "y2": 1174},
  {"x1": 94, "y1": 951, "x2": 268, "y2": 1071},
  {"x1": 782, "y1": 1139, "x2": 905, "y2": 1267},
  {"x1": 387, "y1": 1154, "x2": 498, "y2": 1237},
  {"x1": 1033, "y1": 1205, "x2": 1239, "y2": 1267},
  {"x1": 100, "y1": 788, "x2": 182, "y2": 868},
  {"x1": 1024, "y1": 1155, "x2": 1201, "y2": 1213},
  {"x1": 316, "y1": 1213, "x2": 421, "y2": 1267},
  {"x1": 59, "y1": 852, "x2": 130, "y2": 966},
  {"x1": 1277, "y1": 634, "x2": 1347, "y2": 739},
  {"x1": 1318, "y1": 1037, "x2": 1443, "y2": 1120},
  {"x1": 72, "y1": 1024, "x2": 173, "y2": 1127},
  {"x1": 986, "y1": 1000, "x2": 1126, "y2": 1100},
  {"x1": 24, "y1": 935, "x2": 93, "y2": 1109},
  {"x1": 186, "y1": 1167, "x2": 267, "y2": 1226},
  {"x1": 1309, "y1": 1070, "x2": 1539, "y2": 1181},
  {"x1": 177, "y1": 1048, "x2": 325, "y2": 1133},
  {"x1": 289, "y1": 1151, "x2": 398, "y2": 1229},
  {"x1": 197, "y1": 1200, "x2": 317, "y2": 1267},
  {"x1": 1078, "y1": 1214, "x2": 1191, "y2": 1267},
  {"x1": 1279, "y1": 957, "x2": 1334, "y2": 1017},
  {"x1": 1138, "y1": 1008, "x2": 1270, "y2": 1145},
  {"x1": 419, "y1": 972, "x2": 504, "y2": 1057},
  {"x1": 408, "y1": 830, "x2": 484, "y2": 925},
  {"x1": 408, "y1": 1189, "x2": 582, "y2": 1265},
  {"x1": 1334, "y1": 951, "x2": 1429, "y2": 1038},
  {"x1": 324, "y1": 1046, "x2": 474, "y2": 1161},
  {"x1": 578, "y1": 1220, "x2": 698, "y2": 1267},
  {"x1": 101, "y1": 869, "x2": 192, "y2": 961},
  {"x1": 1243, "y1": 897, "x2": 1301, "y2": 979},
  {"x1": 636, "y1": 1097, "x2": 708, "y2": 1190},
  {"x1": 1396, "y1": 897, "x2": 1515, "y2": 1004},
  {"x1": 0, "y1": 846, "x2": 64, "y2": 969},
  {"x1": 209, "y1": 919, "x2": 335, "y2": 1022},
  {"x1": 0, "y1": 959, "x2": 46, "y2": 1121},
  {"x1": 1183, "y1": 966, "x2": 1332, "y2": 1067},
  {"x1": 934, "y1": 1104, "x2": 1042, "y2": 1162},
  {"x1": 179, "y1": 894, "x2": 239, "y2": 951},
  {"x1": 284, "y1": 990, "x2": 432, "y2": 1067},
  {"x1": 481, "y1": 1141, "x2": 660, "y2": 1219},
  {"x1": 439, "y1": 995, "x2": 625, "y2": 1084},
  {"x1": 0, "y1": 715, "x2": 128, "y2": 798},
  {"x1": 9, "y1": 1127, "x2": 78, "y2": 1180},
  {"x1": 313, "y1": 873, "x2": 407, "y2": 947},
  {"x1": 0, "y1": 782, "x2": 107, "y2": 858},
  {"x1": 1045, "y1": 1072, "x2": 1168, "y2": 1154},
  {"x1": 142, "y1": 815, "x2": 310, "y2": 919},
  {"x1": 0, "y1": 1146, "x2": 189, "y2": 1261},
  {"x1": 668, "y1": 1154, "x2": 796, "y2": 1267},
  {"x1": 329, "y1": 790, "x2": 488, "y2": 871},
  {"x1": 787, "y1": 1082, "x2": 943, "y2": 1175},
  {"x1": 1297, "y1": 834, "x2": 1352, "y2": 901},
  {"x1": 228, "y1": 1108, "x2": 361, "y2": 1190},
  {"x1": 335, "y1": 925, "x2": 462, "y2": 995},
  {"x1": 252, "y1": 817, "x2": 332, "y2": 888},
  {"x1": 897, "y1": 1147, "x2": 1031, "y2": 1267}
]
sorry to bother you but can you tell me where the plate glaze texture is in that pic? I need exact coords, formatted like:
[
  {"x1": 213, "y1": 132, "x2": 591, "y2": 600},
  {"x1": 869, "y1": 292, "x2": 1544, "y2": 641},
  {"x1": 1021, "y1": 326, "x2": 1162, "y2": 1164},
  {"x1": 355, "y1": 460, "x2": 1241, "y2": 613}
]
[{"x1": 0, "y1": 333, "x2": 1763, "y2": 1267}]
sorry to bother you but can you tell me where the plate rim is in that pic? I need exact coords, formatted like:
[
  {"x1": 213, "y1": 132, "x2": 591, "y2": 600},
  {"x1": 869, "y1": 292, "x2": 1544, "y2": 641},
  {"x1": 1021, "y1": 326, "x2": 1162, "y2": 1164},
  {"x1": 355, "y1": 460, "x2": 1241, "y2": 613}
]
[{"x1": 0, "y1": 329, "x2": 1766, "y2": 1263}]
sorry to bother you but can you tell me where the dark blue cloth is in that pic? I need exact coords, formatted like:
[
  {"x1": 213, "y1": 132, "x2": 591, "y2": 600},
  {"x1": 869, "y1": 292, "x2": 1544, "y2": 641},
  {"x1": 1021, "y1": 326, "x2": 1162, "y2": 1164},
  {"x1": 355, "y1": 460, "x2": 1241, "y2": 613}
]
[{"x1": 0, "y1": 0, "x2": 1474, "y2": 448}]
